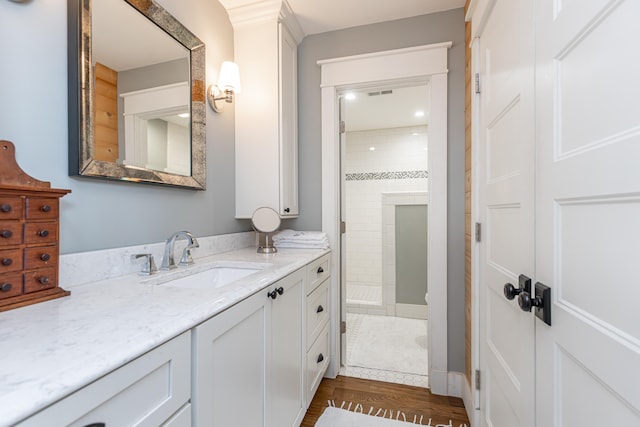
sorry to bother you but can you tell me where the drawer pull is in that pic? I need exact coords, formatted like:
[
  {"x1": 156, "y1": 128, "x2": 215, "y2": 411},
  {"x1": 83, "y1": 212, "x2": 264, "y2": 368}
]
[
  {"x1": 83, "y1": 424, "x2": 106, "y2": 427},
  {"x1": 0, "y1": 230, "x2": 12, "y2": 238},
  {"x1": 317, "y1": 266, "x2": 324, "y2": 274},
  {"x1": 1, "y1": 283, "x2": 12, "y2": 292},
  {"x1": 38, "y1": 230, "x2": 49, "y2": 237},
  {"x1": 40, "y1": 205, "x2": 52, "y2": 213},
  {"x1": 39, "y1": 276, "x2": 50, "y2": 285},
  {"x1": 316, "y1": 305, "x2": 324, "y2": 314},
  {"x1": 40, "y1": 253, "x2": 51, "y2": 262},
  {"x1": 2, "y1": 258, "x2": 12, "y2": 266},
  {"x1": 284, "y1": 207, "x2": 290, "y2": 213},
  {"x1": 317, "y1": 353, "x2": 324, "y2": 364},
  {"x1": 1, "y1": 204, "x2": 12, "y2": 213}
]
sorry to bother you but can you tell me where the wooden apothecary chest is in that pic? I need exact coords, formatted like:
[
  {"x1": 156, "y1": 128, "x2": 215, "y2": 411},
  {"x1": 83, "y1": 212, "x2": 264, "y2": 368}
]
[{"x1": 0, "y1": 141, "x2": 71, "y2": 311}]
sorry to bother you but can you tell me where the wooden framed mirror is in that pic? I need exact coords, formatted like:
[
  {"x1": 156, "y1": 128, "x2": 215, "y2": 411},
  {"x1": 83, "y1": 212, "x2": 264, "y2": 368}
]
[{"x1": 68, "y1": 0, "x2": 206, "y2": 189}]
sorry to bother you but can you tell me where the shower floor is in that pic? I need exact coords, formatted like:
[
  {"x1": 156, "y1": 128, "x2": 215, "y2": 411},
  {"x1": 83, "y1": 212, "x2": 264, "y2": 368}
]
[
  {"x1": 340, "y1": 313, "x2": 429, "y2": 388},
  {"x1": 346, "y1": 284, "x2": 382, "y2": 306}
]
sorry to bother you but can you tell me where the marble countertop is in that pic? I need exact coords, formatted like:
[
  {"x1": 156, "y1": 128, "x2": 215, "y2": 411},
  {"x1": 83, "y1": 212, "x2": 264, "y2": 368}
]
[{"x1": 0, "y1": 246, "x2": 329, "y2": 426}]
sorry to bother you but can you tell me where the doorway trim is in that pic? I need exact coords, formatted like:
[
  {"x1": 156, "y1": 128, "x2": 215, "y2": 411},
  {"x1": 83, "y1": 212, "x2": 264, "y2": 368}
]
[{"x1": 319, "y1": 42, "x2": 451, "y2": 395}]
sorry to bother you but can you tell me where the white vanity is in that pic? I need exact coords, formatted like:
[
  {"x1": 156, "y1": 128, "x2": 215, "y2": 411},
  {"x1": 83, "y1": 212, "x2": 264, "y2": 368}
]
[{"x1": 0, "y1": 239, "x2": 330, "y2": 427}]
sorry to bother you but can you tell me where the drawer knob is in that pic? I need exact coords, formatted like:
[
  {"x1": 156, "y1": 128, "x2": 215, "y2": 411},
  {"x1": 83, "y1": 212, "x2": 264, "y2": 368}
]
[
  {"x1": 40, "y1": 205, "x2": 52, "y2": 213},
  {"x1": 317, "y1": 266, "x2": 324, "y2": 274},
  {"x1": 277, "y1": 286, "x2": 284, "y2": 295},
  {"x1": 0, "y1": 230, "x2": 12, "y2": 238},
  {"x1": 1, "y1": 204, "x2": 12, "y2": 213},
  {"x1": 2, "y1": 258, "x2": 12, "y2": 266},
  {"x1": 284, "y1": 207, "x2": 290, "y2": 213},
  {"x1": 38, "y1": 230, "x2": 49, "y2": 237},
  {"x1": 317, "y1": 353, "x2": 324, "y2": 364},
  {"x1": 316, "y1": 305, "x2": 324, "y2": 314},
  {"x1": 40, "y1": 253, "x2": 51, "y2": 262},
  {"x1": 39, "y1": 276, "x2": 50, "y2": 285},
  {"x1": 0, "y1": 283, "x2": 12, "y2": 292}
]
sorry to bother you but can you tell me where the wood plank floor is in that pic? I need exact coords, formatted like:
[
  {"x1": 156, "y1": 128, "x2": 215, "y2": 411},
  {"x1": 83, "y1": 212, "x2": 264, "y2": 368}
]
[{"x1": 301, "y1": 376, "x2": 470, "y2": 426}]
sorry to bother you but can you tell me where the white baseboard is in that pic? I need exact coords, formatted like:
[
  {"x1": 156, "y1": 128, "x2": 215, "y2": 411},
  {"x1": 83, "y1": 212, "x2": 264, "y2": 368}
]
[
  {"x1": 395, "y1": 303, "x2": 428, "y2": 319},
  {"x1": 430, "y1": 369, "x2": 448, "y2": 396},
  {"x1": 447, "y1": 371, "x2": 464, "y2": 398}
]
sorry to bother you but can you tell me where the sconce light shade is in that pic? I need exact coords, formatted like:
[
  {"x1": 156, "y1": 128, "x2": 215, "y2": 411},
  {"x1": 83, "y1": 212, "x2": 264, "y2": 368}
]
[{"x1": 208, "y1": 61, "x2": 241, "y2": 113}]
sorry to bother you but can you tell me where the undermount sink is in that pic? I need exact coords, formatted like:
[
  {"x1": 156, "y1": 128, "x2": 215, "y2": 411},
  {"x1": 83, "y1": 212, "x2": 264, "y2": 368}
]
[{"x1": 144, "y1": 262, "x2": 272, "y2": 290}]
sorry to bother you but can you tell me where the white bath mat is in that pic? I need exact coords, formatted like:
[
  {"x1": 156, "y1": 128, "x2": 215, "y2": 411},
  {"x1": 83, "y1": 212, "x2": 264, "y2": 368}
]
[{"x1": 347, "y1": 314, "x2": 428, "y2": 376}]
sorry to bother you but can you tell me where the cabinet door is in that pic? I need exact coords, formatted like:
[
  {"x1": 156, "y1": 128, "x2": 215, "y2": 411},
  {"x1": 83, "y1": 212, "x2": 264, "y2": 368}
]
[
  {"x1": 278, "y1": 23, "x2": 298, "y2": 217},
  {"x1": 18, "y1": 332, "x2": 191, "y2": 427},
  {"x1": 193, "y1": 290, "x2": 267, "y2": 427},
  {"x1": 267, "y1": 268, "x2": 305, "y2": 427}
]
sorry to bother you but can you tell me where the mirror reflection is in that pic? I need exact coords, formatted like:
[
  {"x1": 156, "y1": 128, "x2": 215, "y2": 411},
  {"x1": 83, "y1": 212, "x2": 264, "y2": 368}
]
[
  {"x1": 92, "y1": 0, "x2": 190, "y2": 176},
  {"x1": 68, "y1": 0, "x2": 206, "y2": 189}
]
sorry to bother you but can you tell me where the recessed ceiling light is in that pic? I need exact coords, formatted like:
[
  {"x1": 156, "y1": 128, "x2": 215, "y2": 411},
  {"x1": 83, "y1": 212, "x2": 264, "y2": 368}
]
[
  {"x1": 415, "y1": 110, "x2": 425, "y2": 117},
  {"x1": 369, "y1": 146, "x2": 375, "y2": 151},
  {"x1": 345, "y1": 93, "x2": 356, "y2": 100},
  {"x1": 178, "y1": 113, "x2": 190, "y2": 118}
]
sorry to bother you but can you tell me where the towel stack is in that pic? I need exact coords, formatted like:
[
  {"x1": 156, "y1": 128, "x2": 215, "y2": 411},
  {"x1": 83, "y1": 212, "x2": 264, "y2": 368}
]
[{"x1": 272, "y1": 229, "x2": 330, "y2": 249}]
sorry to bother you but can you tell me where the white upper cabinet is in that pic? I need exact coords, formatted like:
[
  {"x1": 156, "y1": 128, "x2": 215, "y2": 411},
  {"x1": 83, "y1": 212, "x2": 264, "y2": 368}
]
[{"x1": 220, "y1": 0, "x2": 303, "y2": 219}]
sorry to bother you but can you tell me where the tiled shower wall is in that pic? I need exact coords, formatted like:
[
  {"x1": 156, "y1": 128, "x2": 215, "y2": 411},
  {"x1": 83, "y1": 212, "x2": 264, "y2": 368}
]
[{"x1": 345, "y1": 125, "x2": 428, "y2": 312}]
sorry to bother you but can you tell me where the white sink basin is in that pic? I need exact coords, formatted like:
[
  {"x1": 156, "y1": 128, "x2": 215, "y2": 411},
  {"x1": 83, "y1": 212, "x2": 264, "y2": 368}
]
[{"x1": 151, "y1": 262, "x2": 271, "y2": 290}]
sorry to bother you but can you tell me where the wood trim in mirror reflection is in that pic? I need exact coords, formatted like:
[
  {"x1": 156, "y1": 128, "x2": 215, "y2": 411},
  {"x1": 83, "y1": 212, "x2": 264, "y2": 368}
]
[{"x1": 68, "y1": 0, "x2": 207, "y2": 190}]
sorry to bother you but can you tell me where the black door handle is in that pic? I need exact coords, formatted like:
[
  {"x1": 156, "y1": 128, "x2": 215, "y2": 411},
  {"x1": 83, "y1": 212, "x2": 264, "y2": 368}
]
[
  {"x1": 518, "y1": 282, "x2": 552, "y2": 326},
  {"x1": 503, "y1": 274, "x2": 531, "y2": 300}
]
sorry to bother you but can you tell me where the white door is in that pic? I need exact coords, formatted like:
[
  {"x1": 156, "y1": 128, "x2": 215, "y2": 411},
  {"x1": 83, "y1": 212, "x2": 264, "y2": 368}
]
[
  {"x1": 478, "y1": 0, "x2": 536, "y2": 426},
  {"x1": 534, "y1": 0, "x2": 640, "y2": 424}
]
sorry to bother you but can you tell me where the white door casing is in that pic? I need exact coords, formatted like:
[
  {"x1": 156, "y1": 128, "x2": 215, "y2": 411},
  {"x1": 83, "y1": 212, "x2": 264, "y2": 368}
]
[
  {"x1": 319, "y1": 43, "x2": 451, "y2": 394},
  {"x1": 535, "y1": 0, "x2": 640, "y2": 424},
  {"x1": 476, "y1": 0, "x2": 536, "y2": 425}
]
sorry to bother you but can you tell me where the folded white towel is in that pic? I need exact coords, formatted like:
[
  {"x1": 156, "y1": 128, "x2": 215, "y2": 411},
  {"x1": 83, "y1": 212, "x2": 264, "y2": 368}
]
[
  {"x1": 272, "y1": 229, "x2": 329, "y2": 243},
  {"x1": 274, "y1": 241, "x2": 330, "y2": 249}
]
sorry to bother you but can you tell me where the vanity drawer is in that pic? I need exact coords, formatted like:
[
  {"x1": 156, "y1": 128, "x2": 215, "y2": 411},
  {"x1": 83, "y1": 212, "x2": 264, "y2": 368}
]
[
  {"x1": 0, "y1": 197, "x2": 22, "y2": 220},
  {"x1": 306, "y1": 323, "x2": 330, "y2": 405},
  {"x1": 25, "y1": 197, "x2": 58, "y2": 220},
  {"x1": 24, "y1": 222, "x2": 57, "y2": 245},
  {"x1": 0, "y1": 222, "x2": 23, "y2": 246},
  {"x1": 306, "y1": 254, "x2": 330, "y2": 294},
  {"x1": 307, "y1": 278, "x2": 330, "y2": 349},
  {"x1": 24, "y1": 246, "x2": 58, "y2": 269},
  {"x1": 0, "y1": 248, "x2": 23, "y2": 272},
  {"x1": 0, "y1": 272, "x2": 23, "y2": 300},
  {"x1": 24, "y1": 268, "x2": 57, "y2": 293}
]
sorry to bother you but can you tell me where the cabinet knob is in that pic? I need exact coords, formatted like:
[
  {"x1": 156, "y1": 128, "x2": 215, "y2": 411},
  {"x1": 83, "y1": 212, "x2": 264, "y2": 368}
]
[
  {"x1": 1, "y1": 204, "x2": 12, "y2": 213},
  {"x1": 39, "y1": 276, "x2": 50, "y2": 285},
  {"x1": 0, "y1": 230, "x2": 12, "y2": 238},
  {"x1": 317, "y1": 266, "x2": 324, "y2": 274},
  {"x1": 83, "y1": 424, "x2": 106, "y2": 427},
  {"x1": 276, "y1": 286, "x2": 284, "y2": 295},
  {"x1": 40, "y1": 205, "x2": 52, "y2": 213},
  {"x1": 38, "y1": 230, "x2": 49, "y2": 237},
  {"x1": 0, "y1": 283, "x2": 12, "y2": 292},
  {"x1": 268, "y1": 289, "x2": 278, "y2": 300},
  {"x1": 316, "y1": 305, "x2": 324, "y2": 314},
  {"x1": 2, "y1": 258, "x2": 12, "y2": 266},
  {"x1": 284, "y1": 208, "x2": 290, "y2": 213},
  {"x1": 317, "y1": 353, "x2": 324, "y2": 364},
  {"x1": 40, "y1": 253, "x2": 51, "y2": 262}
]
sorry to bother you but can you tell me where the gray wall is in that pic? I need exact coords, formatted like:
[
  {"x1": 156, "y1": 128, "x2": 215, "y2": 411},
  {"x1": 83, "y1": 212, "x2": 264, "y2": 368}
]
[
  {"x1": 0, "y1": 0, "x2": 249, "y2": 254},
  {"x1": 396, "y1": 205, "x2": 428, "y2": 306},
  {"x1": 290, "y1": 8, "x2": 467, "y2": 373}
]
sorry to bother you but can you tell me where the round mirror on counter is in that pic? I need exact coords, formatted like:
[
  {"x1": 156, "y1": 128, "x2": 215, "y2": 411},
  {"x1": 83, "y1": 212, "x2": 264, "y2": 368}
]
[{"x1": 251, "y1": 207, "x2": 281, "y2": 253}]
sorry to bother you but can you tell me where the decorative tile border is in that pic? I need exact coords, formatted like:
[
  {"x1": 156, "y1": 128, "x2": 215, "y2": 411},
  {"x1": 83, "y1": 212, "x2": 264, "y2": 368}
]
[{"x1": 346, "y1": 170, "x2": 428, "y2": 181}]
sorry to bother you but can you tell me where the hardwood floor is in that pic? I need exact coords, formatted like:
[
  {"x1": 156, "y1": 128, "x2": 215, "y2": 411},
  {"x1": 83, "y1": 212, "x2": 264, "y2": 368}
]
[{"x1": 301, "y1": 376, "x2": 470, "y2": 426}]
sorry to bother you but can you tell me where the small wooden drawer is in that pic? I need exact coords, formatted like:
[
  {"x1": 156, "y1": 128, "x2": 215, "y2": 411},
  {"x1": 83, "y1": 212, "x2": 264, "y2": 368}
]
[
  {"x1": 0, "y1": 248, "x2": 23, "y2": 272},
  {"x1": 306, "y1": 323, "x2": 330, "y2": 404},
  {"x1": 24, "y1": 222, "x2": 57, "y2": 245},
  {"x1": 0, "y1": 272, "x2": 23, "y2": 300},
  {"x1": 25, "y1": 197, "x2": 58, "y2": 220},
  {"x1": 306, "y1": 254, "x2": 330, "y2": 295},
  {"x1": 24, "y1": 267, "x2": 57, "y2": 293},
  {"x1": 0, "y1": 222, "x2": 23, "y2": 246},
  {"x1": 24, "y1": 246, "x2": 58, "y2": 270},
  {"x1": 0, "y1": 197, "x2": 22, "y2": 220},
  {"x1": 307, "y1": 278, "x2": 330, "y2": 349}
]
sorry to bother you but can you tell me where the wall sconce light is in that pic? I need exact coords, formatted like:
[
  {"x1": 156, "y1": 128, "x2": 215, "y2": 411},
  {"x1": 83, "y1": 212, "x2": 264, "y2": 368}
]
[{"x1": 207, "y1": 61, "x2": 241, "y2": 113}]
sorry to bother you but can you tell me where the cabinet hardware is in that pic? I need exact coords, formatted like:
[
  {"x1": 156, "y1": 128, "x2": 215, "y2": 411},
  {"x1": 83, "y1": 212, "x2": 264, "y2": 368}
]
[
  {"x1": 317, "y1": 353, "x2": 324, "y2": 363},
  {"x1": 38, "y1": 230, "x2": 49, "y2": 237},
  {"x1": 1, "y1": 283, "x2": 12, "y2": 292},
  {"x1": 40, "y1": 205, "x2": 51, "y2": 213},
  {"x1": 317, "y1": 266, "x2": 324, "y2": 274},
  {"x1": 268, "y1": 287, "x2": 284, "y2": 299},
  {"x1": 39, "y1": 277, "x2": 50, "y2": 285},
  {"x1": 1, "y1": 230, "x2": 12, "y2": 238},
  {"x1": 1, "y1": 204, "x2": 11, "y2": 213},
  {"x1": 2, "y1": 258, "x2": 12, "y2": 266},
  {"x1": 316, "y1": 305, "x2": 324, "y2": 314},
  {"x1": 284, "y1": 207, "x2": 290, "y2": 213},
  {"x1": 40, "y1": 253, "x2": 51, "y2": 262}
]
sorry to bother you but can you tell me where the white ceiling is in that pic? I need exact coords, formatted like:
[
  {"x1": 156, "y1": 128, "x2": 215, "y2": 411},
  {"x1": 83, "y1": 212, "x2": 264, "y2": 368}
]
[
  {"x1": 344, "y1": 84, "x2": 430, "y2": 132},
  {"x1": 286, "y1": 0, "x2": 465, "y2": 35}
]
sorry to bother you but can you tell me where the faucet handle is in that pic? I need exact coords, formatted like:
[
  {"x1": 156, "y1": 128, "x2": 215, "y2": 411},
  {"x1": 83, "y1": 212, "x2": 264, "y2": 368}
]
[
  {"x1": 179, "y1": 248, "x2": 195, "y2": 266},
  {"x1": 131, "y1": 253, "x2": 158, "y2": 276}
]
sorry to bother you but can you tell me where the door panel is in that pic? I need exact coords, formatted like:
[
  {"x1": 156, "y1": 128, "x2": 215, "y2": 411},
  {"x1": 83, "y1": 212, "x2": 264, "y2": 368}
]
[
  {"x1": 478, "y1": 0, "x2": 535, "y2": 426},
  {"x1": 536, "y1": 0, "x2": 640, "y2": 424}
]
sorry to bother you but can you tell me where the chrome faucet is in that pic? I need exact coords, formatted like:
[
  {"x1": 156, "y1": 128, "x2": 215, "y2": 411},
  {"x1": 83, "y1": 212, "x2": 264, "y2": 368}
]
[{"x1": 160, "y1": 231, "x2": 199, "y2": 271}]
